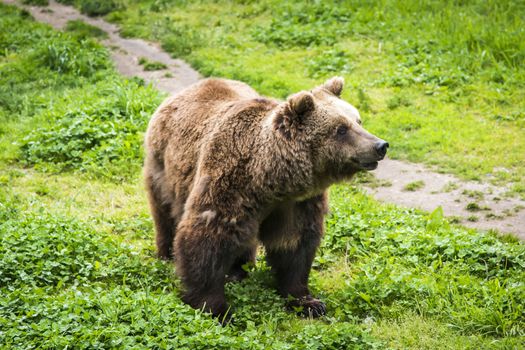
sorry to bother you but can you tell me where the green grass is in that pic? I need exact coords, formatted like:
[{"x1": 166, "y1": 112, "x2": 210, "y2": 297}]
[
  {"x1": 0, "y1": 5, "x2": 162, "y2": 181},
  {"x1": 138, "y1": 57, "x2": 168, "y2": 71},
  {"x1": 85, "y1": 0, "x2": 525, "y2": 196},
  {"x1": 0, "y1": 3, "x2": 524, "y2": 349},
  {"x1": 403, "y1": 180, "x2": 425, "y2": 192},
  {"x1": 78, "y1": 0, "x2": 118, "y2": 17},
  {"x1": 64, "y1": 19, "x2": 108, "y2": 39},
  {"x1": 22, "y1": 0, "x2": 48, "y2": 6}
]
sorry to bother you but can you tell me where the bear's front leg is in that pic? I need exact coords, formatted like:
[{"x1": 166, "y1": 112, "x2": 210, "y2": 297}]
[
  {"x1": 264, "y1": 194, "x2": 328, "y2": 318},
  {"x1": 266, "y1": 239, "x2": 326, "y2": 318}
]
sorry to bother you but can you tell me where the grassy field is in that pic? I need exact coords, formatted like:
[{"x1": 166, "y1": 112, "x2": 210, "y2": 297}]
[
  {"x1": 86, "y1": 0, "x2": 525, "y2": 197},
  {"x1": 1, "y1": 3, "x2": 525, "y2": 349}
]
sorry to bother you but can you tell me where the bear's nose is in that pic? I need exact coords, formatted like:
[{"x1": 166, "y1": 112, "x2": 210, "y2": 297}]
[{"x1": 375, "y1": 141, "x2": 389, "y2": 158}]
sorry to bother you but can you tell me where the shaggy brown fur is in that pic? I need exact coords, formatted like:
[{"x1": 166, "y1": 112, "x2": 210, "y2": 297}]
[{"x1": 144, "y1": 77, "x2": 388, "y2": 320}]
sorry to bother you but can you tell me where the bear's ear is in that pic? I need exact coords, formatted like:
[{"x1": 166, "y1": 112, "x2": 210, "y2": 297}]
[
  {"x1": 322, "y1": 76, "x2": 344, "y2": 97},
  {"x1": 287, "y1": 91, "x2": 315, "y2": 116},
  {"x1": 273, "y1": 91, "x2": 315, "y2": 138}
]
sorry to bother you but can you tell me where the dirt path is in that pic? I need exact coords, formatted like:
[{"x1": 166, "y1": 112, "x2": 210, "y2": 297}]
[
  {"x1": 5, "y1": 0, "x2": 524, "y2": 239},
  {"x1": 366, "y1": 159, "x2": 524, "y2": 238}
]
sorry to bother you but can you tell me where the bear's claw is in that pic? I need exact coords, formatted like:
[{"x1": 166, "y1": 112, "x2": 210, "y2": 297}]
[{"x1": 287, "y1": 295, "x2": 326, "y2": 318}]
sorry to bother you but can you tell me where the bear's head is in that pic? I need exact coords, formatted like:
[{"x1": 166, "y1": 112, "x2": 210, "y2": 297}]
[{"x1": 273, "y1": 77, "x2": 388, "y2": 182}]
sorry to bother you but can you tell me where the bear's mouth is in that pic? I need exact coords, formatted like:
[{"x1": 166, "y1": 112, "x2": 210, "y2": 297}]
[{"x1": 359, "y1": 161, "x2": 378, "y2": 170}]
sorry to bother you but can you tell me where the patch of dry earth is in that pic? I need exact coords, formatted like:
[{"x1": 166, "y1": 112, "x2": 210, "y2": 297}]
[{"x1": 365, "y1": 159, "x2": 525, "y2": 239}]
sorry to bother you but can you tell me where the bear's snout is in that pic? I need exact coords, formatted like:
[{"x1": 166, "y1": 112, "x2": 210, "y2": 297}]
[{"x1": 374, "y1": 140, "x2": 389, "y2": 159}]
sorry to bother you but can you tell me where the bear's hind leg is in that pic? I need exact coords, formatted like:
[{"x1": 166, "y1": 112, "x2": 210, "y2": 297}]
[
  {"x1": 174, "y1": 219, "x2": 241, "y2": 321},
  {"x1": 144, "y1": 158, "x2": 175, "y2": 260}
]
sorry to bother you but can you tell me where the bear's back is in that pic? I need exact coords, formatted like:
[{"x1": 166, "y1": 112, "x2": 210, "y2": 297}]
[
  {"x1": 145, "y1": 79, "x2": 260, "y2": 155},
  {"x1": 144, "y1": 79, "x2": 267, "y2": 209}
]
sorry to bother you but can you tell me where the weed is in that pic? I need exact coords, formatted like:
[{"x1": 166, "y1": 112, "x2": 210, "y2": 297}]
[
  {"x1": 35, "y1": 36, "x2": 110, "y2": 77},
  {"x1": 441, "y1": 182, "x2": 459, "y2": 192},
  {"x1": 20, "y1": 79, "x2": 161, "y2": 181},
  {"x1": 465, "y1": 202, "x2": 490, "y2": 212},
  {"x1": 138, "y1": 57, "x2": 167, "y2": 71},
  {"x1": 448, "y1": 216, "x2": 462, "y2": 224},
  {"x1": 22, "y1": 0, "x2": 48, "y2": 5},
  {"x1": 462, "y1": 189, "x2": 485, "y2": 200},
  {"x1": 79, "y1": 0, "x2": 118, "y2": 17},
  {"x1": 403, "y1": 180, "x2": 425, "y2": 191},
  {"x1": 357, "y1": 88, "x2": 372, "y2": 113},
  {"x1": 502, "y1": 206, "x2": 524, "y2": 217},
  {"x1": 466, "y1": 202, "x2": 480, "y2": 211},
  {"x1": 251, "y1": 3, "x2": 350, "y2": 48},
  {"x1": 65, "y1": 19, "x2": 108, "y2": 39},
  {"x1": 157, "y1": 22, "x2": 205, "y2": 57},
  {"x1": 354, "y1": 172, "x2": 392, "y2": 188},
  {"x1": 485, "y1": 213, "x2": 504, "y2": 220},
  {"x1": 386, "y1": 95, "x2": 411, "y2": 110},
  {"x1": 306, "y1": 48, "x2": 352, "y2": 78}
]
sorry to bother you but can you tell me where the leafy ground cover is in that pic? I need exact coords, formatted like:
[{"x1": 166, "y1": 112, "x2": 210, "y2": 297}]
[
  {"x1": 0, "y1": 5, "x2": 161, "y2": 181},
  {"x1": 79, "y1": 0, "x2": 525, "y2": 197},
  {"x1": 0, "y1": 3, "x2": 524, "y2": 349}
]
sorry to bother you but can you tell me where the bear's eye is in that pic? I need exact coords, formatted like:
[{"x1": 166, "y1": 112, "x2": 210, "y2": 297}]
[
  {"x1": 357, "y1": 119, "x2": 362, "y2": 125},
  {"x1": 336, "y1": 125, "x2": 348, "y2": 136}
]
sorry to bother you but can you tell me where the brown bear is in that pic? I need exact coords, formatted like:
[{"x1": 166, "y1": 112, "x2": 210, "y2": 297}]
[{"x1": 143, "y1": 77, "x2": 388, "y2": 320}]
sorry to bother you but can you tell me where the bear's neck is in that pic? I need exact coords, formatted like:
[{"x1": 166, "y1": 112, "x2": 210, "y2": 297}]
[{"x1": 254, "y1": 116, "x2": 325, "y2": 203}]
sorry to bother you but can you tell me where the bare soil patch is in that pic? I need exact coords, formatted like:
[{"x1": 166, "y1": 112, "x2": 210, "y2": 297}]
[
  {"x1": 5, "y1": 0, "x2": 524, "y2": 239},
  {"x1": 364, "y1": 159, "x2": 525, "y2": 239}
]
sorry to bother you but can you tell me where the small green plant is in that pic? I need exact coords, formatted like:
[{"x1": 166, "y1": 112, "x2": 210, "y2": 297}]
[
  {"x1": 250, "y1": 3, "x2": 350, "y2": 48},
  {"x1": 159, "y1": 23, "x2": 204, "y2": 57},
  {"x1": 467, "y1": 215, "x2": 479, "y2": 222},
  {"x1": 513, "y1": 204, "x2": 524, "y2": 212},
  {"x1": 354, "y1": 172, "x2": 392, "y2": 188},
  {"x1": 20, "y1": 79, "x2": 161, "y2": 181},
  {"x1": 65, "y1": 19, "x2": 108, "y2": 39},
  {"x1": 22, "y1": 0, "x2": 48, "y2": 5},
  {"x1": 357, "y1": 88, "x2": 372, "y2": 112},
  {"x1": 462, "y1": 189, "x2": 485, "y2": 200},
  {"x1": 465, "y1": 202, "x2": 491, "y2": 212},
  {"x1": 79, "y1": 0, "x2": 118, "y2": 17},
  {"x1": 403, "y1": 180, "x2": 425, "y2": 191},
  {"x1": 386, "y1": 95, "x2": 411, "y2": 110},
  {"x1": 485, "y1": 212, "x2": 504, "y2": 220},
  {"x1": 35, "y1": 37, "x2": 110, "y2": 77},
  {"x1": 448, "y1": 216, "x2": 462, "y2": 223},
  {"x1": 306, "y1": 49, "x2": 352, "y2": 78},
  {"x1": 138, "y1": 57, "x2": 168, "y2": 71},
  {"x1": 441, "y1": 182, "x2": 459, "y2": 192}
]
